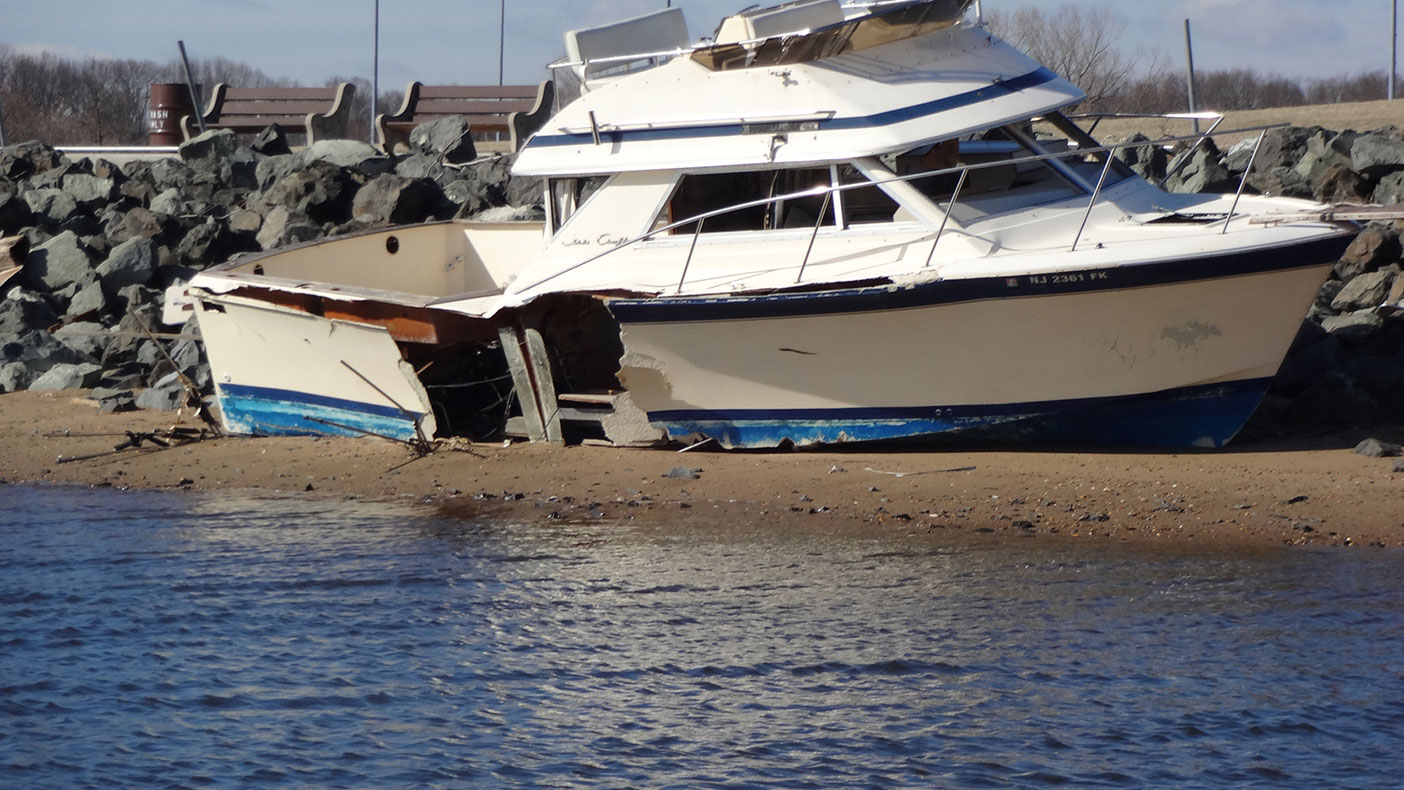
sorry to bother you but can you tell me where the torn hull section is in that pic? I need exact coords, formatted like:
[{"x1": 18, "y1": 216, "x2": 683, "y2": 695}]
[
  {"x1": 194, "y1": 296, "x2": 438, "y2": 442},
  {"x1": 218, "y1": 383, "x2": 429, "y2": 441},
  {"x1": 647, "y1": 378, "x2": 1274, "y2": 449}
]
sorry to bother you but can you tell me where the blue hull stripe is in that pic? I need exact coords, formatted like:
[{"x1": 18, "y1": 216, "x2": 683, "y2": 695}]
[
  {"x1": 527, "y1": 68, "x2": 1062, "y2": 150},
  {"x1": 218, "y1": 383, "x2": 423, "y2": 441},
  {"x1": 650, "y1": 379, "x2": 1274, "y2": 449},
  {"x1": 608, "y1": 235, "x2": 1350, "y2": 323}
]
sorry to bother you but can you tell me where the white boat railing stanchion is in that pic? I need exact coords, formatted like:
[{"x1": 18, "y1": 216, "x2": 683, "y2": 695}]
[
  {"x1": 677, "y1": 217, "x2": 706, "y2": 294},
  {"x1": 796, "y1": 190, "x2": 834, "y2": 283},
  {"x1": 1070, "y1": 150, "x2": 1118, "y2": 252},
  {"x1": 1223, "y1": 129, "x2": 1268, "y2": 235},
  {"x1": 924, "y1": 167, "x2": 968, "y2": 268}
]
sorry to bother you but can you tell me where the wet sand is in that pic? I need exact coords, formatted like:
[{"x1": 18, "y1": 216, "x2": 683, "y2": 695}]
[{"x1": 2, "y1": 390, "x2": 1401, "y2": 548}]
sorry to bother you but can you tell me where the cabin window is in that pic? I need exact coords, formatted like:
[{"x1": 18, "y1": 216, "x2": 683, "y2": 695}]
[
  {"x1": 883, "y1": 127, "x2": 1127, "y2": 223},
  {"x1": 549, "y1": 176, "x2": 608, "y2": 233},
  {"x1": 836, "y1": 165, "x2": 901, "y2": 225},
  {"x1": 658, "y1": 168, "x2": 837, "y2": 234}
]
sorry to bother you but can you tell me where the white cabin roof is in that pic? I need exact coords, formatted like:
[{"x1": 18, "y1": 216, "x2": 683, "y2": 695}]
[{"x1": 516, "y1": 6, "x2": 1083, "y2": 177}]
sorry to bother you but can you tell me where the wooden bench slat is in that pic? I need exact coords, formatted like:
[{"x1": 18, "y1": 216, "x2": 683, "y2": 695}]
[
  {"x1": 219, "y1": 100, "x2": 351, "y2": 116},
  {"x1": 383, "y1": 115, "x2": 511, "y2": 130},
  {"x1": 417, "y1": 85, "x2": 539, "y2": 99},
  {"x1": 412, "y1": 99, "x2": 536, "y2": 115},
  {"x1": 224, "y1": 87, "x2": 342, "y2": 100}
]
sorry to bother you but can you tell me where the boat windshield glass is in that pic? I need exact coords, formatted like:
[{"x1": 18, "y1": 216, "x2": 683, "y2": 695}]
[
  {"x1": 658, "y1": 168, "x2": 837, "y2": 234},
  {"x1": 887, "y1": 118, "x2": 1133, "y2": 223}
]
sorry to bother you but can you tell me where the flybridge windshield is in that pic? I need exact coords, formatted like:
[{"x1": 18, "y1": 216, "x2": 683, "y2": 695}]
[{"x1": 692, "y1": 0, "x2": 975, "y2": 71}]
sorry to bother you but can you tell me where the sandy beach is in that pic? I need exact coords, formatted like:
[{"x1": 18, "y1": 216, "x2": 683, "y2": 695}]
[{"x1": 2, "y1": 389, "x2": 1401, "y2": 548}]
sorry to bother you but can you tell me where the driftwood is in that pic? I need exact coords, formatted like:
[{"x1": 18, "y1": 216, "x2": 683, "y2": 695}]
[{"x1": 0, "y1": 235, "x2": 26, "y2": 288}]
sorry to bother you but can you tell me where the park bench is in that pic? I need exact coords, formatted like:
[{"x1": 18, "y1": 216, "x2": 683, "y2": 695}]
[
  {"x1": 180, "y1": 82, "x2": 356, "y2": 144},
  {"x1": 375, "y1": 80, "x2": 554, "y2": 154}
]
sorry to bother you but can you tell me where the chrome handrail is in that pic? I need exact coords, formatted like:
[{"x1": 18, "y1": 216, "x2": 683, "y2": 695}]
[
  {"x1": 1222, "y1": 129, "x2": 1268, "y2": 235},
  {"x1": 511, "y1": 121, "x2": 1292, "y2": 294}
]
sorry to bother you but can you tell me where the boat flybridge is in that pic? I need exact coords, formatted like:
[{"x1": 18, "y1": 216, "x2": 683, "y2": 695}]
[{"x1": 179, "y1": 0, "x2": 1358, "y2": 450}]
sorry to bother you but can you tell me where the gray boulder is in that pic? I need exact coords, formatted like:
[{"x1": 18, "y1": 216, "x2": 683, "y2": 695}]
[
  {"x1": 0, "y1": 184, "x2": 34, "y2": 233},
  {"x1": 59, "y1": 275, "x2": 108, "y2": 319},
  {"x1": 62, "y1": 173, "x2": 117, "y2": 212},
  {"x1": 149, "y1": 187, "x2": 194, "y2": 218},
  {"x1": 96, "y1": 237, "x2": 157, "y2": 292},
  {"x1": 1350, "y1": 132, "x2": 1404, "y2": 180},
  {"x1": 21, "y1": 231, "x2": 93, "y2": 292},
  {"x1": 394, "y1": 153, "x2": 447, "y2": 181},
  {"x1": 104, "y1": 207, "x2": 167, "y2": 247},
  {"x1": 179, "y1": 129, "x2": 240, "y2": 164},
  {"x1": 54, "y1": 321, "x2": 108, "y2": 359},
  {"x1": 304, "y1": 140, "x2": 392, "y2": 176},
  {"x1": 351, "y1": 174, "x2": 443, "y2": 226},
  {"x1": 1335, "y1": 225, "x2": 1400, "y2": 280},
  {"x1": 1312, "y1": 164, "x2": 1372, "y2": 204},
  {"x1": 0, "y1": 289, "x2": 57, "y2": 335},
  {"x1": 471, "y1": 205, "x2": 542, "y2": 222},
  {"x1": 1331, "y1": 265, "x2": 1399, "y2": 312},
  {"x1": 135, "y1": 372, "x2": 187, "y2": 411},
  {"x1": 29, "y1": 361, "x2": 102, "y2": 390},
  {"x1": 0, "y1": 360, "x2": 33, "y2": 393},
  {"x1": 410, "y1": 115, "x2": 477, "y2": 165},
  {"x1": 1296, "y1": 130, "x2": 1358, "y2": 182},
  {"x1": 1321, "y1": 309, "x2": 1385, "y2": 343},
  {"x1": 251, "y1": 124, "x2": 292, "y2": 156},
  {"x1": 1353, "y1": 437, "x2": 1403, "y2": 458},
  {"x1": 1168, "y1": 145, "x2": 1236, "y2": 193},
  {"x1": 89, "y1": 386, "x2": 137, "y2": 413},
  {"x1": 256, "y1": 205, "x2": 325, "y2": 250},
  {"x1": 261, "y1": 160, "x2": 353, "y2": 224},
  {"x1": 23, "y1": 188, "x2": 80, "y2": 227},
  {"x1": 1373, "y1": 171, "x2": 1404, "y2": 205}
]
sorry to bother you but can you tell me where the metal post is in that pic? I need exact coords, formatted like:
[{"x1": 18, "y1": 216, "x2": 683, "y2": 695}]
[
  {"x1": 371, "y1": 0, "x2": 379, "y2": 144},
  {"x1": 177, "y1": 40, "x2": 206, "y2": 134},
  {"x1": 677, "y1": 217, "x2": 705, "y2": 294},
  {"x1": 796, "y1": 190, "x2": 833, "y2": 284},
  {"x1": 925, "y1": 168, "x2": 968, "y2": 268},
  {"x1": 975, "y1": 0, "x2": 983, "y2": 24},
  {"x1": 1184, "y1": 19, "x2": 1199, "y2": 134},
  {"x1": 1222, "y1": 129, "x2": 1267, "y2": 235},
  {"x1": 1070, "y1": 153, "x2": 1117, "y2": 253},
  {"x1": 498, "y1": 0, "x2": 506, "y2": 86},
  {"x1": 1392, "y1": 0, "x2": 1398, "y2": 100}
]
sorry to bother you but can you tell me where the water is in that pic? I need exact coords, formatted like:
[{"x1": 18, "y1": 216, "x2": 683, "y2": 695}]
[{"x1": 1, "y1": 485, "x2": 1401, "y2": 789}]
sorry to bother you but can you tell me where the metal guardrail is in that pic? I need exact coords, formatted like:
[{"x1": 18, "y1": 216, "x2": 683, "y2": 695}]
[{"x1": 514, "y1": 120, "x2": 1293, "y2": 295}]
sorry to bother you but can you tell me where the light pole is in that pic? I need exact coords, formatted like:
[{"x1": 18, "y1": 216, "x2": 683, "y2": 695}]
[
  {"x1": 498, "y1": 0, "x2": 505, "y2": 86},
  {"x1": 1392, "y1": 0, "x2": 1398, "y2": 100},
  {"x1": 372, "y1": 0, "x2": 380, "y2": 143}
]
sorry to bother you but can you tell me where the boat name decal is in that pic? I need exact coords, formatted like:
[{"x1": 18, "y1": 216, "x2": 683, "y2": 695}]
[
  {"x1": 742, "y1": 121, "x2": 821, "y2": 135},
  {"x1": 564, "y1": 234, "x2": 631, "y2": 248}
]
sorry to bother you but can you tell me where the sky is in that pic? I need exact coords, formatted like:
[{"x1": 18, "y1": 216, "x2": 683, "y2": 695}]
[{"x1": 0, "y1": 0, "x2": 1393, "y2": 90}]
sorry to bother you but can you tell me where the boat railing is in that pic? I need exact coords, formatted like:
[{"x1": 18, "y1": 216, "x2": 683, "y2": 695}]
[{"x1": 513, "y1": 122, "x2": 1288, "y2": 295}]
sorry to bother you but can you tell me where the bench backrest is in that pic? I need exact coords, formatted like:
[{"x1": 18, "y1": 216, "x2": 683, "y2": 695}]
[
  {"x1": 182, "y1": 82, "x2": 355, "y2": 143},
  {"x1": 405, "y1": 85, "x2": 540, "y2": 128}
]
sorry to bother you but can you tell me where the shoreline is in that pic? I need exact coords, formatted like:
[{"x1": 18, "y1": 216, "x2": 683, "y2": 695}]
[{"x1": 2, "y1": 390, "x2": 1402, "y2": 548}]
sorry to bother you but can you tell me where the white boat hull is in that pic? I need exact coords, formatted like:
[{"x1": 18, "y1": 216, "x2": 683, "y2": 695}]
[{"x1": 609, "y1": 238, "x2": 1346, "y2": 448}]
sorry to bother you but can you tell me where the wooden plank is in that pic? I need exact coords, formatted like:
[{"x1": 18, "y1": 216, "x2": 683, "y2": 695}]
[
  {"x1": 498, "y1": 325, "x2": 546, "y2": 443},
  {"x1": 418, "y1": 85, "x2": 538, "y2": 100},
  {"x1": 415, "y1": 99, "x2": 534, "y2": 115},
  {"x1": 220, "y1": 101, "x2": 343, "y2": 115},
  {"x1": 557, "y1": 391, "x2": 622, "y2": 405},
  {"x1": 209, "y1": 117, "x2": 311, "y2": 131},
  {"x1": 225, "y1": 87, "x2": 339, "y2": 100},
  {"x1": 523, "y1": 327, "x2": 564, "y2": 446}
]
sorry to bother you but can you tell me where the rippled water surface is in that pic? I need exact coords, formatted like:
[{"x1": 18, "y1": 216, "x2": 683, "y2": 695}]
[{"x1": 2, "y1": 485, "x2": 1402, "y2": 788}]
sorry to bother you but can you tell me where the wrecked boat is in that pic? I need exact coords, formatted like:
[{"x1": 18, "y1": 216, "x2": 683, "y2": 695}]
[{"x1": 174, "y1": 0, "x2": 1358, "y2": 449}]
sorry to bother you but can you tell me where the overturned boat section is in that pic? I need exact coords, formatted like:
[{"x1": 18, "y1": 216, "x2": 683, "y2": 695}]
[{"x1": 176, "y1": 0, "x2": 1358, "y2": 450}]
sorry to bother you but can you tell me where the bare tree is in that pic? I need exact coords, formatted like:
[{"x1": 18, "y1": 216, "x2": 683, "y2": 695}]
[{"x1": 985, "y1": 5, "x2": 1138, "y2": 109}]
